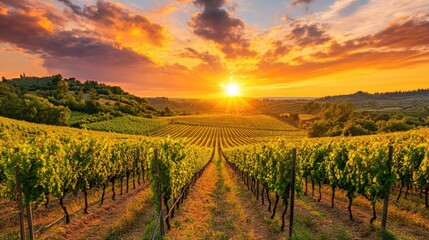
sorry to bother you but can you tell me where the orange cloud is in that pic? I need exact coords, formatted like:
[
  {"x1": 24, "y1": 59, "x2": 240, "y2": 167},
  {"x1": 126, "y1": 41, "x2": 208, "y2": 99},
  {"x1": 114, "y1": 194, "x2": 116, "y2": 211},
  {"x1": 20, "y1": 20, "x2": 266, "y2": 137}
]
[
  {"x1": 253, "y1": 15, "x2": 429, "y2": 85},
  {"x1": 152, "y1": 3, "x2": 178, "y2": 16},
  {"x1": 58, "y1": 0, "x2": 166, "y2": 46}
]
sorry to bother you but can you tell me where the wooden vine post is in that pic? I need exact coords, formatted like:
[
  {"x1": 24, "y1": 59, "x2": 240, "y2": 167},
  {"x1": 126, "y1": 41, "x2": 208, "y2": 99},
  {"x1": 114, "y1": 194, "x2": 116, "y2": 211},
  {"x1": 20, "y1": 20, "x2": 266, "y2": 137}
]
[
  {"x1": 154, "y1": 148, "x2": 165, "y2": 237},
  {"x1": 15, "y1": 167, "x2": 25, "y2": 240},
  {"x1": 381, "y1": 145, "x2": 393, "y2": 230},
  {"x1": 26, "y1": 203, "x2": 35, "y2": 240},
  {"x1": 289, "y1": 148, "x2": 297, "y2": 238}
]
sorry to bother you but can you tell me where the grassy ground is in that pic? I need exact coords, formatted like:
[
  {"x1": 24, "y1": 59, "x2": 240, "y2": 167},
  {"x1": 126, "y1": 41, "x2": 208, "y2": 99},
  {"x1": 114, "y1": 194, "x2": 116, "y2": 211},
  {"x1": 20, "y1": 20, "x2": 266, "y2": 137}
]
[
  {"x1": 103, "y1": 190, "x2": 154, "y2": 240},
  {"x1": 39, "y1": 183, "x2": 151, "y2": 240},
  {"x1": 167, "y1": 151, "x2": 284, "y2": 239}
]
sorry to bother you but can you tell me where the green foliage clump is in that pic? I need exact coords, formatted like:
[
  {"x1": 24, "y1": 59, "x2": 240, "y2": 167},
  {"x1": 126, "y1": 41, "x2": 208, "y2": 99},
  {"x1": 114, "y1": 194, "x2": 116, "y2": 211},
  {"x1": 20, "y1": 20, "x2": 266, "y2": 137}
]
[
  {"x1": 0, "y1": 74, "x2": 159, "y2": 127},
  {"x1": 307, "y1": 101, "x2": 428, "y2": 137},
  {"x1": 0, "y1": 87, "x2": 70, "y2": 125}
]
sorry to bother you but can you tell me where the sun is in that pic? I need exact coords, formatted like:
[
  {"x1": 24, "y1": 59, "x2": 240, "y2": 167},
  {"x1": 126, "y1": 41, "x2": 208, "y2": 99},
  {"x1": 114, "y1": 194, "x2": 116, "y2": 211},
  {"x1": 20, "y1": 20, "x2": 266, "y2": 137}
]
[{"x1": 225, "y1": 83, "x2": 240, "y2": 96}]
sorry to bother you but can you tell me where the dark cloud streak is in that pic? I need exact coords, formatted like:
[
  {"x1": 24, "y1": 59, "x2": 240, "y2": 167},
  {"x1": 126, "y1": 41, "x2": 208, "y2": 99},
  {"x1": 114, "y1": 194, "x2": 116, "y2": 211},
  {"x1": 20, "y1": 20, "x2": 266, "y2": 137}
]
[
  {"x1": 57, "y1": 0, "x2": 82, "y2": 13},
  {"x1": 189, "y1": 0, "x2": 255, "y2": 58},
  {"x1": 292, "y1": 0, "x2": 314, "y2": 6},
  {"x1": 287, "y1": 21, "x2": 331, "y2": 47},
  {"x1": 181, "y1": 47, "x2": 228, "y2": 74}
]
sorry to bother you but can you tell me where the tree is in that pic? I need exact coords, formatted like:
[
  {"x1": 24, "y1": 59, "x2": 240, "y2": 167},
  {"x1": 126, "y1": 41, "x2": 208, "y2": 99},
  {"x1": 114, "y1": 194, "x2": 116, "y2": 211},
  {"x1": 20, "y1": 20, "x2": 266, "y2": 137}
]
[
  {"x1": 56, "y1": 80, "x2": 69, "y2": 98},
  {"x1": 337, "y1": 102, "x2": 354, "y2": 122},
  {"x1": 375, "y1": 113, "x2": 390, "y2": 122},
  {"x1": 360, "y1": 119, "x2": 378, "y2": 133},
  {"x1": 303, "y1": 101, "x2": 321, "y2": 114},
  {"x1": 289, "y1": 113, "x2": 299, "y2": 121},
  {"x1": 343, "y1": 123, "x2": 367, "y2": 136},
  {"x1": 77, "y1": 89, "x2": 84, "y2": 101},
  {"x1": 381, "y1": 119, "x2": 411, "y2": 132},
  {"x1": 0, "y1": 93, "x2": 70, "y2": 125},
  {"x1": 308, "y1": 121, "x2": 329, "y2": 137},
  {"x1": 52, "y1": 74, "x2": 63, "y2": 85}
]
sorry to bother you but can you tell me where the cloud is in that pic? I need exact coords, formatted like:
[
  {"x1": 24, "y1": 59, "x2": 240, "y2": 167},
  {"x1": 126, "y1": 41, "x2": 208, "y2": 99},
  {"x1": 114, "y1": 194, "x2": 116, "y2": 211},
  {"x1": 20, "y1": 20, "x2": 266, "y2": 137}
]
[
  {"x1": 182, "y1": 47, "x2": 221, "y2": 64},
  {"x1": 314, "y1": 15, "x2": 429, "y2": 60},
  {"x1": 194, "y1": 0, "x2": 225, "y2": 9},
  {"x1": 181, "y1": 47, "x2": 228, "y2": 74},
  {"x1": 292, "y1": 0, "x2": 314, "y2": 6},
  {"x1": 152, "y1": 3, "x2": 178, "y2": 16},
  {"x1": 1, "y1": 0, "x2": 67, "y2": 28},
  {"x1": 255, "y1": 50, "x2": 427, "y2": 85},
  {"x1": 57, "y1": 0, "x2": 166, "y2": 46},
  {"x1": 261, "y1": 41, "x2": 291, "y2": 63},
  {"x1": 371, "y1": 15, "x2": 429, "y2": 48},
  {"x1": 0, "y1": 2, "x2": 151, "y2": 64},
  {"x1": 255, "y1": 15, "x2": 429, "y2": 83},
  {"x1": 189, "y1": 0, "x2": 256, "y2": 58},
  {"x1": 287, "y1": 21, "x2": 331, "y2": 47},
  {"x1": 57, "y1": 0, "x2": 81, "y2": 13}
]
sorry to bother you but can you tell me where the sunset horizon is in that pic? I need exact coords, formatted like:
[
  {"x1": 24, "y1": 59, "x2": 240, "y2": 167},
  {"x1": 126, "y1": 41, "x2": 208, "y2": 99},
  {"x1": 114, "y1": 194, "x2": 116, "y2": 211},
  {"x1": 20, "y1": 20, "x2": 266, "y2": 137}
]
[{"x1": 1, "y1": 0, "x2": 428, "y2": 98}]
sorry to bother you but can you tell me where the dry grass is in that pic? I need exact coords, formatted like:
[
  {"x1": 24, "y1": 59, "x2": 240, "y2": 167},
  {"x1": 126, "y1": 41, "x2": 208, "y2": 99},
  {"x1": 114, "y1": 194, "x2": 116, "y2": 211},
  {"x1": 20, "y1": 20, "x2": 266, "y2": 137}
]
[
  {"x1": 298, "y1": 114, "x2": 315, "y2": 121},
  {"x1": 40, "y1": 184, "x2": 151, "y2": 240},
  {"x1": 301, "y1": 183, "x2": 429, "y2": 240},
  {"x1": 104, "y1": 189, "x2": 154, "y2": 240},
  {"x1": 166, "y1": 160, "x2": 217, "y2": 239},
  {"x1": 0, "y1": 177, "x2": 149, "y2": 240}
]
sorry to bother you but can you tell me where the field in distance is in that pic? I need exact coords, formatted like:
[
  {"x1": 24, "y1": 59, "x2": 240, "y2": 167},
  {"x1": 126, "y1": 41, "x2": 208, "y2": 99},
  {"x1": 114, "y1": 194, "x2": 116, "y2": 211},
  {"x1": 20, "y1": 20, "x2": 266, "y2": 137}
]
[
  {"x1": 164, "y1": 114, "x2": 296, "y2": 130},
  {"x1": 150, "y1": 114, "x2": 306, "y2": 148}
]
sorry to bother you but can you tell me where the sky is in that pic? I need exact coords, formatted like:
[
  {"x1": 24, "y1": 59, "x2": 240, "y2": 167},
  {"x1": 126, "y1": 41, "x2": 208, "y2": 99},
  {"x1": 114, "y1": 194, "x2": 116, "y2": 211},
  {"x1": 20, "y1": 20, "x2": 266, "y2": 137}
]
[{"x1": 0, "y1": 0, "x2": 428, "y2": 98}]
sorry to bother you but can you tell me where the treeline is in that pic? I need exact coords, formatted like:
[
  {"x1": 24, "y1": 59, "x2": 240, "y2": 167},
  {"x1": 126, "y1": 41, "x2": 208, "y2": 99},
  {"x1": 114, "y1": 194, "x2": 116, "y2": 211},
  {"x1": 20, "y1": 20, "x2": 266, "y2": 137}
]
[
  {"x1": 0, "y1": 74, "x2": 158, "y2": 126},
  {"x1": 304, "y1": 102, "x2": 429, "y2": 137},
  {"x1": 319, "y1": 89, "x2": 429, "y2": 102}
]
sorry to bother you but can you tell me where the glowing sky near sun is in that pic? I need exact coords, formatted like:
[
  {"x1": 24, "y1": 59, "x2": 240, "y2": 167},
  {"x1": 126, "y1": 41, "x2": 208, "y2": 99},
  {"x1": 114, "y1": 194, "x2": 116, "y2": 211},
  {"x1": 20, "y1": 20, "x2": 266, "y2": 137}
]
[{"x1": 0, "y1": 0, "x2": 428, "y2": 97}]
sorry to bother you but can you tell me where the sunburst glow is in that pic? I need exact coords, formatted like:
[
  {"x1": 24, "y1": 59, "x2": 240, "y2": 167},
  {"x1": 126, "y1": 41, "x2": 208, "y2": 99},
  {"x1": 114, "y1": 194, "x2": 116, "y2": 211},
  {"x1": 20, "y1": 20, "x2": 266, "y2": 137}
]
[{"x1": 225, "y1": 83, "x2": 240, "y2": 96}]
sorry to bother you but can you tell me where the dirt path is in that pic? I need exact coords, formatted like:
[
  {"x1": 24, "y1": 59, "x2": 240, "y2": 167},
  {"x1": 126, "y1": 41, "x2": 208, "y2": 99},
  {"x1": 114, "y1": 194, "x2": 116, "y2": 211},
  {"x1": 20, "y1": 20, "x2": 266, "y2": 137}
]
[
  {"x1": 167, "y1": 155, "x2": 217, "y2": 239},
  {"x1": 220, "y1": 153, "x2": 284, "y2": 240},
  {"x1": 168, "y1": 150, "x2": 281, "y2": 240},
  {"x1": 113, "y1": 189, "x2": 155, "y2": 240}
]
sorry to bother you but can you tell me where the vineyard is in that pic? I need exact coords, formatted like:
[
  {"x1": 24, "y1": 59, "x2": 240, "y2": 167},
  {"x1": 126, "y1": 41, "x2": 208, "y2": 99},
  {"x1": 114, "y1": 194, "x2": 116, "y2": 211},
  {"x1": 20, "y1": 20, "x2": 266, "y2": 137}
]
[
  {"x1": 223, "y1": 129, "x2": 429, "y2": 238},
  {"x1": 150, "y1": 123, "x2": 305, "y2": 148},
  {"x1": 163, "y1": 114, "x2": 297, "y2": 130},
  {"x1": 81, "y1": 116, "x2": 168, "y2": 135},
  {"x1": 0, "y1": 116, "x2": 212, "y2": 239},
  {"x1": 150, "y1": 114, "x2": 305, "y2": 148},
  {"x1": 1, "y1": 115, "x2": 429, "y2": 239}
]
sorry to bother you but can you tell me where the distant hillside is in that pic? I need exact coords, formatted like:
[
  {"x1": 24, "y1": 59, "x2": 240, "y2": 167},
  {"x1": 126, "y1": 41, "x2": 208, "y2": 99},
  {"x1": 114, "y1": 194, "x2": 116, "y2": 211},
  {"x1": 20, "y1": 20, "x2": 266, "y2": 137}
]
[
  {"x1": 318, "y1": 89, "x2": 429, "y2": 112},
  {"x1": 319, "y1": 89, "x2": 429, "y2": 101},
  {"x1": 0, "y1": 74, "x2": 158, "y2": 126}
]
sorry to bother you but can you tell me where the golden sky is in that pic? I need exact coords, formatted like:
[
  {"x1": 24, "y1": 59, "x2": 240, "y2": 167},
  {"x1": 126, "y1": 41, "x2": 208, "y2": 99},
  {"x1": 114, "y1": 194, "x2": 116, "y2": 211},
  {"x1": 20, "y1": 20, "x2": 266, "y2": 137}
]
[{"x1": 0, "y1": 0, "x2": 428, "y2": 97}]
